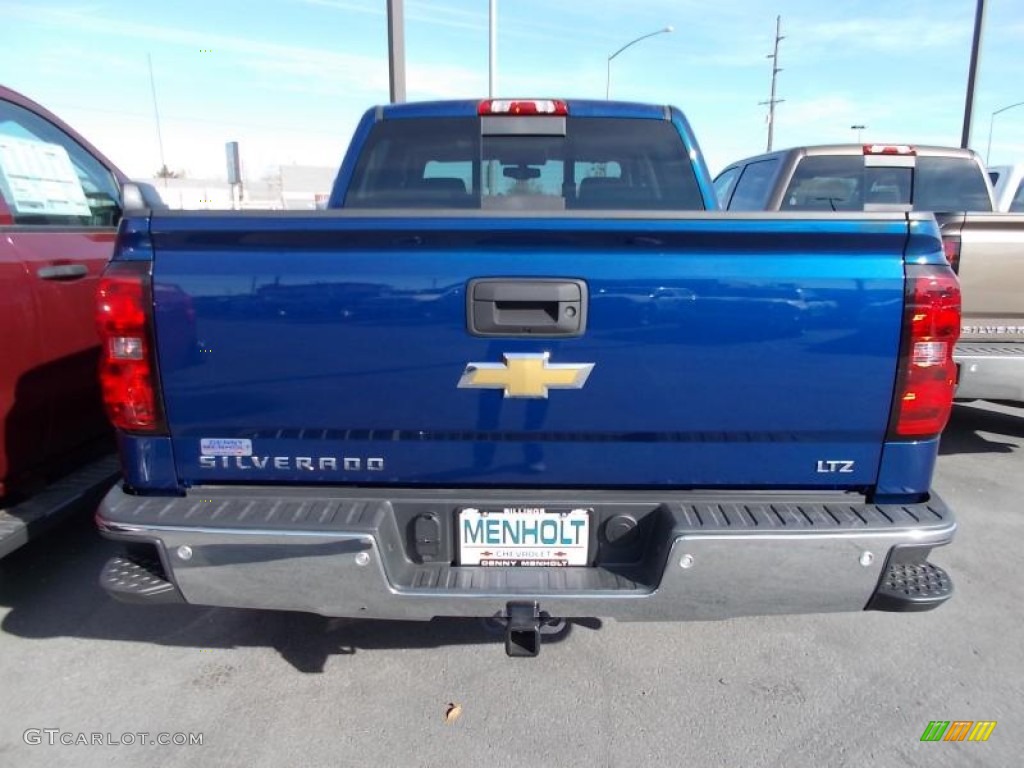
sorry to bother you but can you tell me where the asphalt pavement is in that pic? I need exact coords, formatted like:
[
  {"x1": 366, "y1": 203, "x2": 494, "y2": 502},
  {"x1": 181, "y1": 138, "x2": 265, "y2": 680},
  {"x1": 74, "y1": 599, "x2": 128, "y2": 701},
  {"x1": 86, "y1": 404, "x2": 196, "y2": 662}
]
[{"x1": 1, "y1": 400, "x2": 1021, "y2": 767}]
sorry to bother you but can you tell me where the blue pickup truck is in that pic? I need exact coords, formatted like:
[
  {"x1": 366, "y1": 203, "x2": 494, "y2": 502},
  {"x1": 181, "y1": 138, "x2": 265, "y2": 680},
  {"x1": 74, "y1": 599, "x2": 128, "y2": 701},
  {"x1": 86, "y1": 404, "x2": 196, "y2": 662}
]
[{"x1": 95, "y1": 100, "x2": 960, "y2": 656}]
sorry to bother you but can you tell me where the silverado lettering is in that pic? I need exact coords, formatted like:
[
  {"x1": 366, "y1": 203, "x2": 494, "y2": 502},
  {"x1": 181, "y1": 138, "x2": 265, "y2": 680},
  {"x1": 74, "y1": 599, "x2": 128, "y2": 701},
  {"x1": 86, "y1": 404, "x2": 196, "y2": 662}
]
[
  {"x1": 961, "y1": 325, "x2": 1024, "y2": 335},
  {"x1": 198, "y1": 456, "x2": 382, "y2": 471}
]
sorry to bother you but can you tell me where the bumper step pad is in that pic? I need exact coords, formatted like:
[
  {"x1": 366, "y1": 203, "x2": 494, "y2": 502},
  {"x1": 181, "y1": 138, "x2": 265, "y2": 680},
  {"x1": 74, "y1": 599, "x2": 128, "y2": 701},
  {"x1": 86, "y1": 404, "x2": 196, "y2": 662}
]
[
  {"x1": 867, "y1": 562, "x2": 953, "y2": 612},
  {"x1": 100, "y1": 553, "x2": 183, "y2": 605}
]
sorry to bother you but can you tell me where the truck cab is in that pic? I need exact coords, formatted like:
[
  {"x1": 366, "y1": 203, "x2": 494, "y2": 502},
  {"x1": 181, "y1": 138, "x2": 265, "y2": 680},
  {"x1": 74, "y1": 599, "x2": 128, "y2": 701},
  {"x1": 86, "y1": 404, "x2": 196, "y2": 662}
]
[{"x1": 714, "y1": 144, "x2": 994, "y2": 213}]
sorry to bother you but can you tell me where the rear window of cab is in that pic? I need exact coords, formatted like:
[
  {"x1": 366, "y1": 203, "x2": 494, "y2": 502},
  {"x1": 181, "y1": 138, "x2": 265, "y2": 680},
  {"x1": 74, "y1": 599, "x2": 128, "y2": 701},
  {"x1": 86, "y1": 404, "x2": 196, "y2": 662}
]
[
  {"x1": 781, "y1": 155, "x2": 993, "y2": 212},
  {"x1": 345, "y1": 117, "x2": 704, "y2": 211}
]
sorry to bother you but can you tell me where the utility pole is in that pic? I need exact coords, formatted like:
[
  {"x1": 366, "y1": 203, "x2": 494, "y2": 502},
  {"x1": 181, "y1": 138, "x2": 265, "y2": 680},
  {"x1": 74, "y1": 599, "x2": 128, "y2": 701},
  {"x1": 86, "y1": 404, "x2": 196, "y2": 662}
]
[
  {"x1": 486, "y1": 0, "x2": 498, "y2": 194},
  {"x1": 387, "y1": 0, "x2": 406, "y2": 103},
  {"x1": 147, "y1": 54, "x2": 168, "y2": 187},
  {"x1": 759, "y1": 15, "x2": 785, "y2": 152},
  {"x1": 961, "y1": 0, "x2": 986, "y2": 148}
]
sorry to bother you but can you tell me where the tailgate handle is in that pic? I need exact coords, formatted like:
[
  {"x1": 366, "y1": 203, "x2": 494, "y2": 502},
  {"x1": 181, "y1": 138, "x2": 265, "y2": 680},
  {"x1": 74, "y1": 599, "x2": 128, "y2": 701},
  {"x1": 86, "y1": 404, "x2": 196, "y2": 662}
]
[
  {"x1": 37, "y1": 264, "x2": 89, "y2": 281},
  {"x1": 468, "y1": 279, "x2": 587, "y2": 337}
]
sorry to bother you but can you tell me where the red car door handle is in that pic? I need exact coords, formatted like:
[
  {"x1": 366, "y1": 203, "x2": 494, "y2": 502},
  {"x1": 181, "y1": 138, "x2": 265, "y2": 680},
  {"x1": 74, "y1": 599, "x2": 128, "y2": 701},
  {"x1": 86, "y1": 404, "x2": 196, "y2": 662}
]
[{"x1": 37, "y1": 264, "x2": 89, "y2": 280}]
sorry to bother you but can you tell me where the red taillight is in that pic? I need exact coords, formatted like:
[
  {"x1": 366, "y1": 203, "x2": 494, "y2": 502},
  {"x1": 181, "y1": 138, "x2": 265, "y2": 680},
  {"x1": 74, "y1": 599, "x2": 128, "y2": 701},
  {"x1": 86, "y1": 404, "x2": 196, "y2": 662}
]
[
  {"x1": 941, "y1": 235, "x2": 961, "y2": 273},
  {"x1": 889, "y1": 265, "x2": 961, "y2": 439},
  {"x1": 96, "y1": 261, "x2": 166, "y2": 433},
  {"x1": 478, "y1": 99, "x2": 568, "y2": 116},
  {"x1": 864, "y1": 144, "x2": 915, "y2": 156}
]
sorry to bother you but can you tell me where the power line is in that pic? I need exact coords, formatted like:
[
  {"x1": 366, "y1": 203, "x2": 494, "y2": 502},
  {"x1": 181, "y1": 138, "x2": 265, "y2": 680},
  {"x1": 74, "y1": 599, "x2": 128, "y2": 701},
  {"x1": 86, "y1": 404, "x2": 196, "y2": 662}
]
[{"x1": 41, "y1": 102, "x2": 346, "y2": 136}]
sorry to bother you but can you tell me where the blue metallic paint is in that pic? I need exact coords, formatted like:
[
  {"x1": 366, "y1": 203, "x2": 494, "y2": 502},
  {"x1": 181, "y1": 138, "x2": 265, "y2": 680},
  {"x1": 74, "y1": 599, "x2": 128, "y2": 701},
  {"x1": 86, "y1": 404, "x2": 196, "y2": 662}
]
[
  {"x1": 873, "y1": 438, "x2": 941, "y2": 500},
  {"x1": 139, "y1": 215, "x2": 924, "y2": 490},
  {"x1": 904, "y1": 217, "x2": 951, "y2": 265},
  {"x1": 327, "y1": 108, "x2": 378, "y2": 209},
  {"x1": 113, "y1": 216, "x2": 154, "y2": 262},
  {"x1": 381, "y1": 98, "x2": 668, "y2": 121},
  {"x1": 380, "y1": 100, "x2": 481, "y2": 119},
  {"x1": 668, "y1": 106, "x2": 716, "y2": 210},
  {"x1": 117, "y1": 434, "x2": 180, "y2": 493},
  {"x1": 113, "y1": 100, "x2": 948, "y2": 499}
]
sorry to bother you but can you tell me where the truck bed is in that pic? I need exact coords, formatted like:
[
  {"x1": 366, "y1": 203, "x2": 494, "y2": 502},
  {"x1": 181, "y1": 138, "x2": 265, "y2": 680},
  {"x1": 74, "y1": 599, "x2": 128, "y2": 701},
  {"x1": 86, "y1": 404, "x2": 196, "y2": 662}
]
[{"x1": 938, "y1": 211, "x2": 1024, "y2": 401}]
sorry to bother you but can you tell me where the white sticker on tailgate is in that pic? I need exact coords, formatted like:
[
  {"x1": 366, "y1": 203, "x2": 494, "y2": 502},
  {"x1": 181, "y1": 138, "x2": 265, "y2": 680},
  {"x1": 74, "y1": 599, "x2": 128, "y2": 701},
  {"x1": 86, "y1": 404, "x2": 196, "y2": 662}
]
[
  {"x1": 200, "y1": 438, "x2": 253, "y2": 456},
  {"x1": 458, "y1": 507, "x2": 590, "y2": 567}
]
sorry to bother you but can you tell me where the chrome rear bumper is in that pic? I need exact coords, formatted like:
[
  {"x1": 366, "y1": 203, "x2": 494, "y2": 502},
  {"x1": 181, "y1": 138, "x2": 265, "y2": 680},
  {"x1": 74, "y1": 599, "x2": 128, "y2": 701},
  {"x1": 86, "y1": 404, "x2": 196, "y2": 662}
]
[
  {"x1": 955, "y1": 342, "x2": 1024, "y2": 402},
  {"x1": 96, "y1": 484, "x2": 955, "y2": 621}
]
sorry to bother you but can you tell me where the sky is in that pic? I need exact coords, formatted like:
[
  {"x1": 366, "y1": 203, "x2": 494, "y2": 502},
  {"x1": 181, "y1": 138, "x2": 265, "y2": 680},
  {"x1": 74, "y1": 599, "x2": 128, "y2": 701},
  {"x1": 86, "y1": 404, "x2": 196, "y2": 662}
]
[{"x1": 3, "y1": 0, "x2": 1023, "y2": 180}]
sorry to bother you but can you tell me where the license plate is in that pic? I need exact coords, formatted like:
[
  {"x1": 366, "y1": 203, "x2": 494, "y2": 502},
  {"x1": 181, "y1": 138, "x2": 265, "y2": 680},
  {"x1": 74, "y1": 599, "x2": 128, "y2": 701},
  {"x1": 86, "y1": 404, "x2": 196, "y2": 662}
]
[{"x1": 458, "y1": 507, "x2": 590, "y2": 566}]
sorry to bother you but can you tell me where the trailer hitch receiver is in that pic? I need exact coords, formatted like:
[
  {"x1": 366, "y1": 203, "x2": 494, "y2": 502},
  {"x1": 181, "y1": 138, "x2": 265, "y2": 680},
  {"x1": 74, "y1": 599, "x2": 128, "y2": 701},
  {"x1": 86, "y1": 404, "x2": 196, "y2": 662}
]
[{"x1": 505, "y1": 601, "x2": 542, "y2": 657}]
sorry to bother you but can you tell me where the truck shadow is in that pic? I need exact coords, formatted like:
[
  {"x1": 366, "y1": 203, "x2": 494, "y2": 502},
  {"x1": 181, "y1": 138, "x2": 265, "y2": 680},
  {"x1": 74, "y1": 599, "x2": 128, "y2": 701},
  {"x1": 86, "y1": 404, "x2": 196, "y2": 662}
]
[
  {"x1": 0, "y1": 512, "x2": 592, "y2": 671},
  {"x1": 3, "y1": 348, "x2": 112, "y2": 500},
  {"x1": 939, "y1": 402, "x2": 1024, "y2": 456}
]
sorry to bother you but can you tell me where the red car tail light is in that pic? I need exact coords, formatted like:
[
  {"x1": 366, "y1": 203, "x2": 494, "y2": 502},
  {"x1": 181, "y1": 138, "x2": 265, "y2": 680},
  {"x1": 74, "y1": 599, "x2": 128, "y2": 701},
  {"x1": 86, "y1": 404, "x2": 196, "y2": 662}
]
[
  {"x1": 478, "y1": 99, "x2": 568, "y2": 116},
  {"x1": 96, "y1": 260, "x2": 167, "y2": 433},
  {"x1": 863, "y1": 144, "x2": 916, "y2": 156},
  {"x1": 941, "y1": 234, "x2": 961, "y2": 273},
  {"x1": 888, "y1": 265, "x2": 961, "y2": 439}
]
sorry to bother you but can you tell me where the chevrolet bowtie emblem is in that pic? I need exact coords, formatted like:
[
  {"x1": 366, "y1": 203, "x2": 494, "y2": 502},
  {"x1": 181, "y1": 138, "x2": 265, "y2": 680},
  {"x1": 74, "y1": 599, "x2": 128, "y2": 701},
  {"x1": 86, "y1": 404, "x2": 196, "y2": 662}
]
[{"x1": 458, "y1": 353, "x2": 595, "y2": 398}]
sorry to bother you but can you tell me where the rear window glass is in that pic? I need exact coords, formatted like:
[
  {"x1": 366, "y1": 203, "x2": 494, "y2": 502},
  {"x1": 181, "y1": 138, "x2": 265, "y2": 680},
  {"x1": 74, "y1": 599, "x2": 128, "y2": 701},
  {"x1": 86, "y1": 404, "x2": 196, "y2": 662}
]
[
  {"x1": 915, "y1": 157, "x2": 992, "y2": 211},
  {"x1": 345, "y1": 117, "x2": 704, "y2": 211},
  {"x1": 726, "y1": 159, "x2": 779, "y2": 210},
  {"x1": 712, "y1": 166, "x2": 740, "y2": 207},
  {"x1": 781, "y1": 155, "x2": 993, "y2": 212}
]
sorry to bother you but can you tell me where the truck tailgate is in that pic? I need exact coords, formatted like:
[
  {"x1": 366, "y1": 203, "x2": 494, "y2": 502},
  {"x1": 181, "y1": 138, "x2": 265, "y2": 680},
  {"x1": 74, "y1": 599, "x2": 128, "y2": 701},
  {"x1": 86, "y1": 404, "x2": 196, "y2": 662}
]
[
  {"x1": 941, "y1": 212, "x2": 1024, "y2": 341},
  {"x1": 150, "y1": 214, "x2": 908, "y2": 489}
]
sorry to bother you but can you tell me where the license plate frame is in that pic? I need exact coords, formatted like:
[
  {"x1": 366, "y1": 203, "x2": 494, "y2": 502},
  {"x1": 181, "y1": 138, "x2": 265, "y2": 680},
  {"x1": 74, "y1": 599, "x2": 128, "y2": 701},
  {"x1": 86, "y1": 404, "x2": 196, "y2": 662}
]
[{"x1": 456, "y1": 507, "x2": 591, "y2": 567}]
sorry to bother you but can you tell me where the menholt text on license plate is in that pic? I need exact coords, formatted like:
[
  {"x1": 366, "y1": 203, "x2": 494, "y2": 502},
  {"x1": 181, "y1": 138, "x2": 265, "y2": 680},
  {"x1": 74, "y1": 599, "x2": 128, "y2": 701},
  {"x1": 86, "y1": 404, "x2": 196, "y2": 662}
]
[{"x1": 458, "y1": 507, "x2": 590, "y2": 566}]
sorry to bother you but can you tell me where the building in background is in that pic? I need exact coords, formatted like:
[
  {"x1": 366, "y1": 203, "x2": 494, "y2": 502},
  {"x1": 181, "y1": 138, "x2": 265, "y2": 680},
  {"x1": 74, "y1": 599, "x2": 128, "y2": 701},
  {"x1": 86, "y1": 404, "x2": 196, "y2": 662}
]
[{"x1": 139, "y1": 165, "x2": 336, "y2": 210}]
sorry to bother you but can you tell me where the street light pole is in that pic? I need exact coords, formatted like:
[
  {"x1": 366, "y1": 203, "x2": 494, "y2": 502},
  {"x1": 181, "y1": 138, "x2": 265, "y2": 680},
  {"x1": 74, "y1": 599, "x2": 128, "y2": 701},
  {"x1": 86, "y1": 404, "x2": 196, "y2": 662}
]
[
  {"x1": 851, "y1": 124, "x2": 866, "y2": 143},
  {"x1": 489, "y1": 0, "x2": 497, "y2": 98},
  {"x1": 961, "y1": 0, "x2": 987, "y2": 148},
  {"x1": 606, "y1": 26, "x2": 673, "y2": 100},
  {"x1": 387, "y1": 0, "x2": 406, "y2": 103},
  {"x1": 986, "y1": 101, "x2": 1024, "y2": 164}
]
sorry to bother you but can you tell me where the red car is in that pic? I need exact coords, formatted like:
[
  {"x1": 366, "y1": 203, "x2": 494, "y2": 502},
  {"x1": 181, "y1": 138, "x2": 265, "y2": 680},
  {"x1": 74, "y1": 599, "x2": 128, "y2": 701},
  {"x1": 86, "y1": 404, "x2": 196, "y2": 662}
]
[{"x1": 0, "y1": 85, "x2": 133, "y2": 556}]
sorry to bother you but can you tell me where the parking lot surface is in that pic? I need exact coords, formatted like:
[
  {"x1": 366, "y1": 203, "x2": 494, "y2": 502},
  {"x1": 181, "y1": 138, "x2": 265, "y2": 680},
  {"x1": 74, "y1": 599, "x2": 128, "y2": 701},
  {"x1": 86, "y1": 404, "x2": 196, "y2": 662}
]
[{"x1": 1, "y1": 400, "x2": 1021, "y2": 767}]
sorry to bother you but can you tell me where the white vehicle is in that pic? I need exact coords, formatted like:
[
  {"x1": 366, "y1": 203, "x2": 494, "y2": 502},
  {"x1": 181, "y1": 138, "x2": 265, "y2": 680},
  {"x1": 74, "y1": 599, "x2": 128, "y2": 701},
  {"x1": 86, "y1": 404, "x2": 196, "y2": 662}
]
[{"x1": 988, "y1": 164, "x2": 1024, "y2": 212}]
